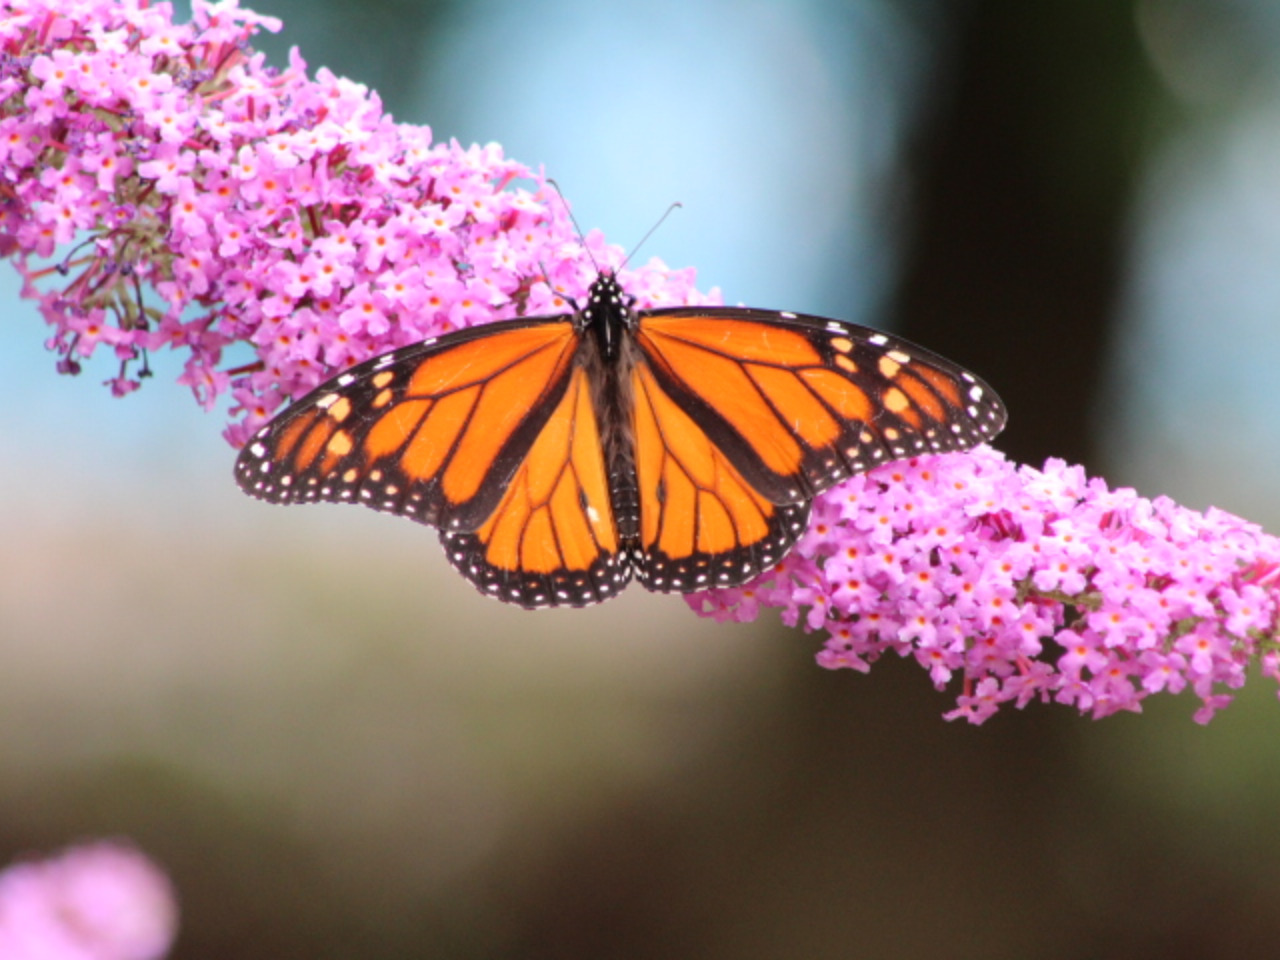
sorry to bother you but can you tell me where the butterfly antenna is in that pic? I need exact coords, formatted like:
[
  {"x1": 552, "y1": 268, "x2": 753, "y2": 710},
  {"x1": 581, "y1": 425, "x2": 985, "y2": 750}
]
[
  {"x1": 545, "y1": 178, "x2": 599, "y2": 273},
  {"x1": 620, "y1": 202, "x2": 682, "y2": 271}
]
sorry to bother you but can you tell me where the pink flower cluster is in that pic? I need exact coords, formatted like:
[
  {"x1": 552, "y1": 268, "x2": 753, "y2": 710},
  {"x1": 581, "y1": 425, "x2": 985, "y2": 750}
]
[
  {"x1": 690, "y1": 447, "x2": 1280, "y2": 723},
  {"x1": 0, "y1": 0, "x2": 716, "y2": 445},
  {"x1": 0, "y1": 841, "x2": 178, "y2": 960}
]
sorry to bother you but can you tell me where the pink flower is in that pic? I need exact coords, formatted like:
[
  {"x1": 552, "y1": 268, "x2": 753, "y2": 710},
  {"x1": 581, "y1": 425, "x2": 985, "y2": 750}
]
[{"x1": 0, "y1": 841, "x2": 178, "y2": 960}]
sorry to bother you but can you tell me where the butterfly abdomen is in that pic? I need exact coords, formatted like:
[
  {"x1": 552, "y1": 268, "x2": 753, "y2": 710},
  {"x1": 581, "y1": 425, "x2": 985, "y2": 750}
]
[{"x1": 582, "y1": 328, "x2": 641, "y2": 545}]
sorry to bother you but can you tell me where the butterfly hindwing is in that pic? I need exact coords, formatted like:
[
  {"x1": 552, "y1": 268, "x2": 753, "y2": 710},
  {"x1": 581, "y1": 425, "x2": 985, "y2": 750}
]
[
  {"x1": 633, "y1": 308, "x2": 1006, "y2": 505},
  {"x1": 235, "y1": 318, "x2": 581, "y2": 533},
  {"x1": 628, "y1": 359, "x2": 812, "y2": 593},
  {"x1": 440, "y1": 365, "x2": 628, "y2": 607}
]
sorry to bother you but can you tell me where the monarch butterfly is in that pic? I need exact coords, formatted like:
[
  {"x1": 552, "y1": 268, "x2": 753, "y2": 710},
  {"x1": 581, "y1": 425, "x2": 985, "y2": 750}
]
[{"x1": 235, "y1": 270, "x2": 1006, "y2": 608}]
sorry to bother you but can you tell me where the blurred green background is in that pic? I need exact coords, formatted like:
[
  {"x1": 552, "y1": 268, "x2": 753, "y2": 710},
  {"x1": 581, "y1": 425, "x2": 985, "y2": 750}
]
[{"x1": 6, "y1": 0, "x2": 1280, "y2": 957}]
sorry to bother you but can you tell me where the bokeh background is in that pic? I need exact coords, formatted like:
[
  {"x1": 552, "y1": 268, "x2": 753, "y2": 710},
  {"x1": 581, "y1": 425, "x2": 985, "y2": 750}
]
[{"x1": 5, "y1": 0, "x2": 1280, "y2": 957}]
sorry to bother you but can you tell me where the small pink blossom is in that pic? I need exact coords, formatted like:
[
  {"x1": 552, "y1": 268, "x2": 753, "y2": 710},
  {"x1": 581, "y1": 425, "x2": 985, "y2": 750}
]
[{"x1": 0, "y1": 841, "x2": 178, "y2": 960}]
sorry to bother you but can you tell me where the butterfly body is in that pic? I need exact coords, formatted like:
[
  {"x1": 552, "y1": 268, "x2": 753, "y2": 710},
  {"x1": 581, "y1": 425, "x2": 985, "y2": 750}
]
[{"x1": 236, "y1": 270, "x2": 1006, "y2": 608}]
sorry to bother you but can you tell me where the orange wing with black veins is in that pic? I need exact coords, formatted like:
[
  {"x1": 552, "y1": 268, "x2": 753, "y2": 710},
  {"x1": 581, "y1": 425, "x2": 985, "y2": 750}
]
[
  {"x1": 627, "y1": 308, "x2": 1005, "y2": 591},
  {"x1": 439, "y1": 365, "x2": 627, "y2": 607},
  {"x1": 236, "y1": 319, "x2": 582, "y2": 535},
  {"x1": 635, "y1": 310, "x2": 1005, "y2": 502}
]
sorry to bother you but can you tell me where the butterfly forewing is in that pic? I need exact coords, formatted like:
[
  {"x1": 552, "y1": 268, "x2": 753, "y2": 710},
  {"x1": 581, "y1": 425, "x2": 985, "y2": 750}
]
[
  {"x1": 235, "y1": 318, "x2": 580, "y2": 532},
  {"x1": 633, "y1": 308, "x2": 1006, "y2": 505}
]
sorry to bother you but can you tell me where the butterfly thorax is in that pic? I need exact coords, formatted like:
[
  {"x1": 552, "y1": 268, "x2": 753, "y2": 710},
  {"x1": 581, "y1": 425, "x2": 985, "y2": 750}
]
[{"x1": 576, "y1": 270, "x2": 634, "y2": 361}]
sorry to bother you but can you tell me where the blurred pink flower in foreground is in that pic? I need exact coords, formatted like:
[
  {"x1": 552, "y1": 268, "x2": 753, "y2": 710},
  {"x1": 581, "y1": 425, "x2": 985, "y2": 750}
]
[
  {"x1": 4, "y1": 0, "x2": 1280, "y2": 723},
  {"x1": 0, "y1": 841, "x2": 178, "y2": 960}
]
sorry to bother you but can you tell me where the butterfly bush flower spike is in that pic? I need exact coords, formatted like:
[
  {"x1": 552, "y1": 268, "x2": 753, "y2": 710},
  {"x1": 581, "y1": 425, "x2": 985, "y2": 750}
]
[
  {"x1": 0, "y1": 841, "x2": 178, "y2": 960},
  {"x1": 690, "y1": 447, "x2": 1280, "y2": 725}
]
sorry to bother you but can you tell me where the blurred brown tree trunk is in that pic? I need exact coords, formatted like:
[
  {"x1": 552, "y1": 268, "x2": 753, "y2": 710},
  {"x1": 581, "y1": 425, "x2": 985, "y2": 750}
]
[{"x1": 895, "y1": 0, "x2": 1157, "y2": 469}]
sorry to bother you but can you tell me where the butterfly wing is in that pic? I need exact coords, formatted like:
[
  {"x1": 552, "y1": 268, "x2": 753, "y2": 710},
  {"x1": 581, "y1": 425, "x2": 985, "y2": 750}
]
[
  {"x1": 236, "y1": 318, "x2": 624, "y2": 606},
  {"x1": 626, "y1": 307, "x2": 1006, "y2": 591},
  {"x1": 628, "y1": 357, "x2": 812, "y2": 592},
  {"x1": 634, "y1": 308, "x2": 1006, "y2": 503}
]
